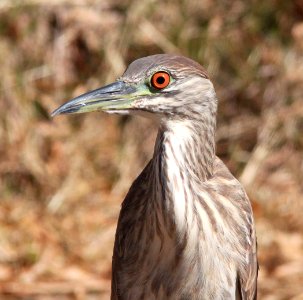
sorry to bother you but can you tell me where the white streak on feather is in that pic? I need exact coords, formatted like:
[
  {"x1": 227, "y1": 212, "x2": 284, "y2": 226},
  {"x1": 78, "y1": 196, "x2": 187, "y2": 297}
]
[{"x1": 164, "y1": 120, "x2": 194, "y2": 231}]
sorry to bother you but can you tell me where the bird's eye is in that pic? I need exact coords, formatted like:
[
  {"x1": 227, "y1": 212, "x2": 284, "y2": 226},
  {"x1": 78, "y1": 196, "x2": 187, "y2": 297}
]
[{"x1": 151, "y1": 72, "x2": 170, "y2": 90}]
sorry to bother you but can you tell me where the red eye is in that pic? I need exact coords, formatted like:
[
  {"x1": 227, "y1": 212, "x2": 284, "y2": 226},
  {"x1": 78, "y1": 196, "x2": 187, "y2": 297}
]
[{"x1": 151, "y1": 72, "x2": 170, "y2": 89}]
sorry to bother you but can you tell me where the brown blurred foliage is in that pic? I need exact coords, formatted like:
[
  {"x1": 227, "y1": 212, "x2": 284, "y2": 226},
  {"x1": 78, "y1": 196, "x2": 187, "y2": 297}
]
[{"x1": 0, "y1": 0, "x2": 302, "y2": 299}]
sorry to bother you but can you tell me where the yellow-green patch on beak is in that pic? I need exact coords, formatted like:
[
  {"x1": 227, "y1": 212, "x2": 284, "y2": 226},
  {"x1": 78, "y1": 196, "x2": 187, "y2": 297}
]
[{"x1": 51, "y1": 81, "x2": 139, "y2": 117}]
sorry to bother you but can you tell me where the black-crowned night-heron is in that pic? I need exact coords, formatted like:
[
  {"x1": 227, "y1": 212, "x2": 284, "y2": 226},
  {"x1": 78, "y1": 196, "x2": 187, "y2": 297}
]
[{"x1": 52, "y1": 54, "x2": 258, "y2": 300}]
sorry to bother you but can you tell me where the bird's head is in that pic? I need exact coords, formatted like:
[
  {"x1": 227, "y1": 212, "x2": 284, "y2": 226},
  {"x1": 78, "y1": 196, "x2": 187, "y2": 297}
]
[{"x1": 51, "y1": 54, "x2": 217, "y2": 121}]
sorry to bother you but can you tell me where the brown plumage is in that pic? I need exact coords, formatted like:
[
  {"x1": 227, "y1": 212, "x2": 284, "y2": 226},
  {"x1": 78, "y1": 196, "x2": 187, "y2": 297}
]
[{"x1": 52, "y1": 54, "x2": 258, "y2": 300}]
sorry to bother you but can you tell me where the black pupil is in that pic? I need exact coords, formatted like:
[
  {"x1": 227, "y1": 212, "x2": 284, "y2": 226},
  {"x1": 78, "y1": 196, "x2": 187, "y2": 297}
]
[{"x1": 156, "y1": 76, "x2": 165, "y2": 84}]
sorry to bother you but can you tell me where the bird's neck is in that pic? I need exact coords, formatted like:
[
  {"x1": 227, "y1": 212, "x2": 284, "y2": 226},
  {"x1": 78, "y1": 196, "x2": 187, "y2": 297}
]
[
  {"x1": 154, "y1": 118, "x2": 216, "y2": 183},
  {"x1": 151, "y1": 118, "x2": 216, "y2": 236}
]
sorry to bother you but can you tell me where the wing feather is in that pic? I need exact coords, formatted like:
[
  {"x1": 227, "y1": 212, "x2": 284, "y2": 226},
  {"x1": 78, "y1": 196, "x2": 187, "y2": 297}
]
[{"x1": 237, "y1": 197, "x2": 258, "y2": 300}]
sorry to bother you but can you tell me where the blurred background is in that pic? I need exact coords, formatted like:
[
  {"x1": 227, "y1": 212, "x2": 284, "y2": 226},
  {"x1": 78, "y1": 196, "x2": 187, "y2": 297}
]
[{"x1": 0, "y1": 0, "x2": 302, "y2": 299}]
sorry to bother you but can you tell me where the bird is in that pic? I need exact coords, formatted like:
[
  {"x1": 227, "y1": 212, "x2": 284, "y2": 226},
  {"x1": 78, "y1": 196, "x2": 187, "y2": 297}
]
[{"x1": 52, "y1": 54, "x2": 258, "y2": 300}]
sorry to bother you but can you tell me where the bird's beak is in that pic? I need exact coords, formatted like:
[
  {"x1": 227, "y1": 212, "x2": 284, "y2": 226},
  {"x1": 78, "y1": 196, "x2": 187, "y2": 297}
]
[{"x1": 51, "y1": 81, "x2": 139, "y2": 117}]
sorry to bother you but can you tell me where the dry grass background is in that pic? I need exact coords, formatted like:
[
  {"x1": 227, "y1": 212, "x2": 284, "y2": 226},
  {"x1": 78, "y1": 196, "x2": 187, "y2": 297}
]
[{"x1": 0, "y1": 0, "x2": 302, "y2": 299}]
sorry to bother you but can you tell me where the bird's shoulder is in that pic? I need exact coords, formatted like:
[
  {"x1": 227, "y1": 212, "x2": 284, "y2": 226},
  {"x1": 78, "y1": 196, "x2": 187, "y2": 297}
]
[
  {"x1": 112, "y1": 161, "x2": 153, "y2": 282},
  {"x1": 121, "y1": 160, "x2": 153, "y2": 209},
  {"x1": 211, "y1": 157, "x2": 258, "y2": 300},
  {"x1": 114, "y1": 160, "x2": 154, "y2": 236},
  {"x1": 210, "y1": 157, "x2": 253, "y2": 210}
]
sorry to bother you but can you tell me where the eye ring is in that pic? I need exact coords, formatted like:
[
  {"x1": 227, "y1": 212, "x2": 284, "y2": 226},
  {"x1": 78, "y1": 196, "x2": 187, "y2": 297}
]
[{"x1": 151, "y1": 71, "x2": 170, "y2": 89}]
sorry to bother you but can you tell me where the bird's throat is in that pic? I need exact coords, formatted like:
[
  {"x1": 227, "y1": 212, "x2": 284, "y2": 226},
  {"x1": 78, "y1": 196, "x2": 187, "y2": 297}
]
[{"x1": 155, "y1": 119, "x2": 216, "y2": 183}]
